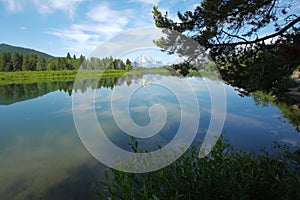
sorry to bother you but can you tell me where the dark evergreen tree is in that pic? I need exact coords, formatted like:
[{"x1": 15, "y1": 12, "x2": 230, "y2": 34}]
[
  {"x1": 152, "y1": 0, "x2": 300, "y2": 93},
  {"x1": 22, "y1": 55, "x2": 30, "y2": 71},
  {"x1": 28, "y1": 54, "x2": 37, "y2": 71},
  {"x1": 36, "y1": 55, "x2": 46, "y2": 71},
  {"x1": 12, "y1": 52, "x2": 23, "y2": 71},
  {"x1": 125, "y1": 59, "x2": 132, "y2": 71},
  {"x1": 46, "y1": 58, "x2": 58, "y2": 70},
  {"x1": 66, "y1": 52, "x2": 71, "y2": 60},
  {"x1": 1, "y1": 52, "x2": 13, "y2": 72}
]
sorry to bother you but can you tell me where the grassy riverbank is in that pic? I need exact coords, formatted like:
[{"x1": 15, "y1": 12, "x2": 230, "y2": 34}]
[
  {"x1": 0, "y1": 70, "x2": 128, "y2": 85},
  {"x1": 0, "y1": 67, "x2": 216, "y2": 86}
]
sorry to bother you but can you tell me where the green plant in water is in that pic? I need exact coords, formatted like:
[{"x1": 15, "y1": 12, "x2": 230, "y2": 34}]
[{"x1": 95, "y1": 138, "x2": 300, "y2": 200}]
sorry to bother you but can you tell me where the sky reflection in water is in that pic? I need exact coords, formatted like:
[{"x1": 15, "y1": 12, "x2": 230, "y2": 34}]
[{"x1": 0, "y1": 74, "x2": 299, "y2": 199}]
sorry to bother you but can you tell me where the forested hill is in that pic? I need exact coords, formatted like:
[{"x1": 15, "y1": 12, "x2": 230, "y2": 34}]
[{"x1": 0, "y1": 43, "x2": 53, "y2": 59}]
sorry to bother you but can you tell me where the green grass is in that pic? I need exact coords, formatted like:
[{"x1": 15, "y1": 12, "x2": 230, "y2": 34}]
[
  {"x1": 96, "y1": 138, "x2": 300, "y2": 199},
  {"x1": 132, "y1": 67, "x2": 220, "y2": 78},
  {"x1": 0, "y1": 70, "x2": 128, "y2": 85}
]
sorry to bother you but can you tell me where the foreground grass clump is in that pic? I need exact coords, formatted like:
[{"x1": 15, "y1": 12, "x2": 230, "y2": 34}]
[{"x1": 96, "y1": 139, "x2": 300, "y2": 199}]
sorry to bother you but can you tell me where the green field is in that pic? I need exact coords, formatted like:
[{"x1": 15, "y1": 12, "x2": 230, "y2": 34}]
[
  {"x1": 0, "y1": 67, "x2": 211, "y2": 86},
  {"x1": 0, "y1": 70, "x2": 128, "y2": 85}
]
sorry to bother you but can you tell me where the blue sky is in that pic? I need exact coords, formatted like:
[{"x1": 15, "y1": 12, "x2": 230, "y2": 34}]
[
  {"x1": 1, "y1": 0, "x2": 299, "y2": 58},
  {"x1": 0, "y1": 0, "x2": 200, "y2": 57}
]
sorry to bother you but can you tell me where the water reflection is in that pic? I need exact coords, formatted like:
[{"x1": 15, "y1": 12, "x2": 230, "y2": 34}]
[
  {"x1": 0, "y1": 88, "x2": 103, "y2": 199},
  {"x1": 0, "y1": 74, "x2": 144, "y2": 105},
  {"x1": 0, "y1": 81, "x2": 74, "y2": 105},
  {"x1": 252, "y1": 91, "x2": 300, "y2": 132},
  {"x1": 0, "y1": 74, "x2": 299, "y2": 199},
  {"x1": 0, "y1": 74, "x2": 298, "y2": 133}
]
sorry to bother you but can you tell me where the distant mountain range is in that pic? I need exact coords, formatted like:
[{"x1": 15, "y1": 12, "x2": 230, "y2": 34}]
[
  {"x1": 0, "y1": 43, "x2": 54, "y2": 59},
  {"x1": 134, "y1": 54, "x2": 164, "y2": 68}
]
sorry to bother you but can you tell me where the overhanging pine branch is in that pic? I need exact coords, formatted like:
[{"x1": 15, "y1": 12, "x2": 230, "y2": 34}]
[{"x1": 215, "y1": 16, "x2": 300, "y2": 46}]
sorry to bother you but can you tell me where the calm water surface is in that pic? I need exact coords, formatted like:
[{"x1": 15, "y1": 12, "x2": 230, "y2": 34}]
[{"x1": 0, "y1": 74, "x2": 299, "y2": 199}]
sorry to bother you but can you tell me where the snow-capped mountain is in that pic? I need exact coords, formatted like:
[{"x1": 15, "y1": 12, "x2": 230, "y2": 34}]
[{"x1": 134, "y1": 54, "x2": 164, "y2": 68}]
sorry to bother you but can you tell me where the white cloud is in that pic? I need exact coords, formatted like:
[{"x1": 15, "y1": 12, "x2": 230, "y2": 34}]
[
  {"x1": 0, "y1": 0, "x2": 23, "y2": 12},
  {"x1": 33, "y1": 0, "x2": 84, "y2": 18},
  {"x1": 87, "y1": 2, "x2": 132, "y2": 25},
  {"x1": 47, "y1": 2, "x2": 135, "y2": 55},
  {"x1": 131, "y1": 0, "x2": 159, "y2": 5},
  {"x1": 0, "y1": 0, "x2": 83, "y2": 18},
  {"x1": 47, "y1": 26, "x2": 100, "y2": 55}
]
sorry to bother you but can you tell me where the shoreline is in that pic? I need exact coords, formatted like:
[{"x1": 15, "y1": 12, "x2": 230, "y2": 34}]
[
  {"x1": 285, "y1": 69, "x2": 300, "y2": 109},
  {"x1": 0, "y1": 70, "x2": 130, "y2": 85}
]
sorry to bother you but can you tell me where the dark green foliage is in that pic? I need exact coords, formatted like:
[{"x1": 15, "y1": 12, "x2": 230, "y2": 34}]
[
  {"x1": 218, "y1": 38, "x2": 300, "y2": 94},
  {"x1": 113, "y1": 59, "x2": 125, "y2": 70},
  {"x1": 0, "y1": 81, "x2": 75, "y2": 105},
  {"x1": 36, "y1": 55, "x2": 46, "y2": 71},
  {"x1": 125, "y1": 59, "x2": 132, "y2": 71},
  {"x1": 82, "y1": 57, "x2": 128, "y2": 70},
  {"x1": 66, "y1": 52, "x2": 72, "y2": 60},
  {"x1": 0, "y1": 74, "x2": 133, "y2": 105},
  {"x1": 0, "y1": 43, "x2": 53, "y2": 59},
  {"x1": 171, "y1": 62, "x2": 197, "y2": 76},
  {"x1": 0, "y1": 52, "x2": 13, "y2": 72},
  {"x1": 97, "y1": 138, "x2": 300, "y2": 199},
  {"x1": 46, "y1": 58, "x2": 58, "y2": 70},
  {"x1": 22, "y1": 55, "x2": 31, "y2": 71},
  {"x1": 12, "y1": 52, "x2": 23, "y2": 71},
  {"x1": 0, "y1": 50, "x2": 84, "y2": 72},
  {"x1": 153, "y1": 0, "x2": 300, "y2": 59},
  {"x1": 28, "y1": 54, "x2": 37, "y2": 71},
  {"x1": 152, "y1": 1, "x2": 300, "y2": 94}
]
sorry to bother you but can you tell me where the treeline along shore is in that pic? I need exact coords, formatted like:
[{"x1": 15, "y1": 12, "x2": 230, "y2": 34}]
[{"x1": 0, "y1": 50, "x2": 134, "y2": 72}]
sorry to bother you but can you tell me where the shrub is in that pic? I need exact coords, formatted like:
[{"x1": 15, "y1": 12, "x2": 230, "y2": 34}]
[{"x1": 96, "y1": 138, "x2": 300, "y2": 200}]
